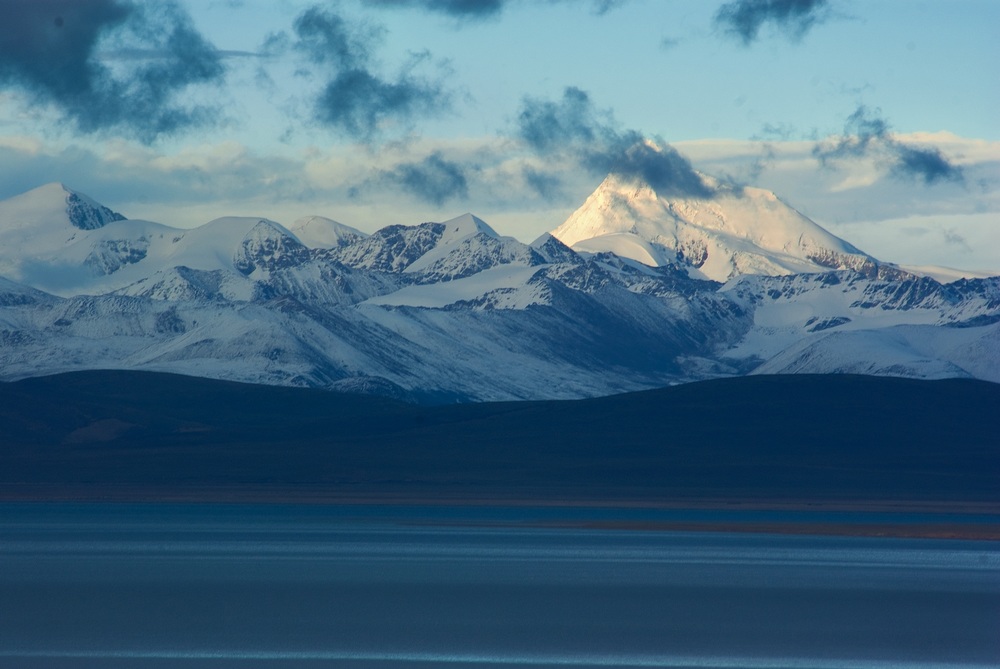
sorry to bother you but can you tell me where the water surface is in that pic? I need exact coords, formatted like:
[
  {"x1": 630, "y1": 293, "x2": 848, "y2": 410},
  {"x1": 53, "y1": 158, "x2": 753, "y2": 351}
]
[{"x1": 1, "y1": 504, "x2": 997, "y2": 668}]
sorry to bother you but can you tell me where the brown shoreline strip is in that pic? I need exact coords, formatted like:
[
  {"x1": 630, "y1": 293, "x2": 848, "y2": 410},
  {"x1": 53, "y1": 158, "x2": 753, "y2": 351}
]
[
  {"x1": 3, "y1": 488, "x2": 1000, "y2": 541},
  {"x1": 525, "y1": 521, "x2": 1000, "y2": 541}
]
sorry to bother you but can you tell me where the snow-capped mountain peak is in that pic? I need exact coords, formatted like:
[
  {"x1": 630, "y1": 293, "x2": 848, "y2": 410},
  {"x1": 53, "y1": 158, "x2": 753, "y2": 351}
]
[
  {"x1": 551, "y1": 172, "x2": 879, "y2": 282},
  {"x1": 0, "y1": 183, "x2": 133, "y2": 289},
  {"x1": 0, "y1": 182, "x2": 126, "y2": 236},
  {"x1": 289, "y1": 215, "x2": 368, "y2": 249},
  {"x1": 232, "y1": 219, "x2": 311, "y2": 276},
  {"x1": 438, "y1": 213, "x2": 499, "y2": 241},
  {"x1": 402, "y1": 213, "x2": 504, "y2": 275}
]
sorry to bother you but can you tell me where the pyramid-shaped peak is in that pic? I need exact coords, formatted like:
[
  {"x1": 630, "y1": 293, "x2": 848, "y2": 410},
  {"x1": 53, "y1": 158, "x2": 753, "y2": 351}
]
[
  {"x1": 439, "y1": 213, "x2": 499, "y2": 240},
  {"x1": 0, "y1": 183, "x2": 126, "y2": 233},
  {"x1": 551, "y1": 168, "x2": 872, "y2": 281}
]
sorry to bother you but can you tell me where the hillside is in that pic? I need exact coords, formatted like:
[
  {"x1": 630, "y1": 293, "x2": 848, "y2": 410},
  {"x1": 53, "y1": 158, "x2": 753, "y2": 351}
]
[{"x1": 2, "y1": 371, "x2": 997, "y2": 506}]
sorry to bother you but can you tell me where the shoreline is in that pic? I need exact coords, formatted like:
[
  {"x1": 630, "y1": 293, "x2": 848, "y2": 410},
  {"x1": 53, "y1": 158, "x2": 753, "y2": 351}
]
[
  {"x1": 4, "y1": 488, "x2": 999, "y2": 541},
  {"x1": 4, "y1": 483, "x2": 1000, "y2": 511}
]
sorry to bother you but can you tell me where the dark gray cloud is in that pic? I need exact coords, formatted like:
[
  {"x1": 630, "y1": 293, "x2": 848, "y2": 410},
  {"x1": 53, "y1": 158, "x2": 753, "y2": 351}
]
[
  {"x1": 363, "y1": 0, "x2": 505, "y2": 19},
  {"x1": 515, "y1": 86, "x2": 712, "y2": 198},
  {"x1": 360, "y1": 0, "x2": 625, "y2": 21},
  {"x1": 521, "y1": 165, "x2": 562, "y2": 199},
  {"x1": 892, "y1": 144, "x2": 963, "y2": 185},
  {"x1": 288, "y1": 5, "x2": 449, "y2": 140},
  {"x1": 292, "y1": 6, "x2": 380, "y2": 69},
  {"x1": 813, "y1": 106, "x2": 964, "y2": 185},
  {"x1": 516, "y1": 86, "x2": 604, "y2": 153},
  {"x1": 713, "y1": 0, "x2": 830, "y2": 45},
  {"x1": 377, "y1": 151, "x2": 469, "y2": 205},
  {"x1": 0, "y1": 0, "x2": 225, "y2": 142}
]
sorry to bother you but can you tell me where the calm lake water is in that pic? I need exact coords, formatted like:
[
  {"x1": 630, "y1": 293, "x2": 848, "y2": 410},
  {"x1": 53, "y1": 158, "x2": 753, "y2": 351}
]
[{"x1": 1, "y1": 504, "x2": 998, "y2": 668}]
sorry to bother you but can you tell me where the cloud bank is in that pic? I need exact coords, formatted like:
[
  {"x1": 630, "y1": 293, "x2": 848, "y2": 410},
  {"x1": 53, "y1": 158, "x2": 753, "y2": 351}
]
[
  {"x1": 813, "y1": 106, "x2": 964, "y2": 185},
  {"x1": 374, "y1": 151, "x2": 470, "y2": 205},
  {"x1": 714, "y1": 0, "x2": 831, "y2": 44},
  {"x1": 0, "y1": 0, "x2": 225, "y2": 142}
]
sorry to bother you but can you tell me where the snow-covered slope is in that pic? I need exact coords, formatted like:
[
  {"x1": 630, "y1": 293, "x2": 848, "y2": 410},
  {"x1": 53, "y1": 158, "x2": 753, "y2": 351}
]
[
  {"x1": 718, "y1": 271, "x2": 1000, "y2": 381},
  {"x1": 748, "y1": 323, "x2": 1000, "y2": 382},
  {"x1": 1, "y1": 182, "x2": 997, "y2": 401},
  {"x1": 0, "y1": 183, "x2": 137, "y2": 290},
  {"x1": 0, "y1": 184, "x2": 320, "y2": 297},
  {"x1": 289, "y1": 215, "x2": 367, "y2": 249},
  {"x1": 552, "y1": 172, "x2": 886, "y2": 282},
  {"x1": 895, "y1": 264, "x2": 997, "y2": 283}
]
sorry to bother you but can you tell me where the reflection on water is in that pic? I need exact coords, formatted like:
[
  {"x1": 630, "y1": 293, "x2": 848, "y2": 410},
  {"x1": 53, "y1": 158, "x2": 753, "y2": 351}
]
[{"x1": 1, "y1": 504, "x2": 998, "y2": 668}]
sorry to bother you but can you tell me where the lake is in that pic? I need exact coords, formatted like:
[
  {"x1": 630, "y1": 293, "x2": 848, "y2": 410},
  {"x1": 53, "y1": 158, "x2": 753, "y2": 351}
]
[{"x1": 1, "y1": 504, "x2": 997, "y2": 668}]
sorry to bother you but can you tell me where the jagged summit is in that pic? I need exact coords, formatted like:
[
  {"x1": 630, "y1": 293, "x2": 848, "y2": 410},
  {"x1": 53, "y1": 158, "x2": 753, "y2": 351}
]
[{"x1": 552, "y1": 172, "x2": 878, "y2": 282}]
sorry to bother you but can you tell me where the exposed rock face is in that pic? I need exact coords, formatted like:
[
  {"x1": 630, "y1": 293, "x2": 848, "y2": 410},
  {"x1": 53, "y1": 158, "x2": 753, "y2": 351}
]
[{"x1": 66, "y1": 190, "x2": 127, "y2": 231}]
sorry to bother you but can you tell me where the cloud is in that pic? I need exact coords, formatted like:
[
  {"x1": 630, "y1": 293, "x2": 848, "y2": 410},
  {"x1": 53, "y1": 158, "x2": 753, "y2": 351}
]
[
  {"x1": 363, "y1": 0, "x2": 506, "y2": 19},
  {"x1": 942, "y1": 228, "x2": 971, "y2": 251},
  {"x1": 891, "y1": 144, "x2": 964, "y2": 185},
  {"x1": 516, "y1": 86, "x2": 603, "y2": 153},
  {"x1": 370, "y1": 151, "x2": 470, "y2": 205},
  {"x1": 813, "y1": 106, "x2": 964, "y2": 185},
  {"x1": 713, "y1": 0, "x2": 831, "y2": 45},
  {"x1": 521, "y1": 165, "x2": 563, "y2": 199},
  {"x1": 0, "y1": 137, "x2": 326, "y2": 230},
  {"x1": 0, "y1": 0, "x2": 225, "y2": 142},
  {"x1": 283, "y1": 5, "x2": 450, "y2": 141},
  {"x1": 291, "y1": 6, "x2": 380, "y2": 69},
  {"x1": 514, "y1": 86, "x2": 712, "y2": 198},
  {"x1": 659, "y1": 36, "x2": 681, "y2": 51},
  {"x1": 360, "y1": 0, "x2": 626, "y2": 21}
]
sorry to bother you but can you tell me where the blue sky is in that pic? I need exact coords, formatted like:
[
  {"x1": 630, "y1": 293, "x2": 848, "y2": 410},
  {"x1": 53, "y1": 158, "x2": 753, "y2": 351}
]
[{"x1": 1, "y1": 0, "x2": 997, "y2": 270}]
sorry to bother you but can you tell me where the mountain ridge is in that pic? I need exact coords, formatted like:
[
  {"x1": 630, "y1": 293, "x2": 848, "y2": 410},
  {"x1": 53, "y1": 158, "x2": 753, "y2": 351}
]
[{"x1": 0, "y1": 179, "x2": 997, "y2": 401}]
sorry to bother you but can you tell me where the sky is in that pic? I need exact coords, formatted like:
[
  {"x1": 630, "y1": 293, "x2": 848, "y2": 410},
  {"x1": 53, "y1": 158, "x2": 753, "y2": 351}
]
[{"x1": 0, "y1": 0, "x2": 997, "y2": 272}]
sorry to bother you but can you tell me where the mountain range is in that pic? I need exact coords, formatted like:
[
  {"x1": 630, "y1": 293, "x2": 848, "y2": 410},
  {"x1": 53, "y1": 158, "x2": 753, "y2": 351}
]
[{"x1": 0, "y1": 174, "x2": 997, "y2": 402}]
